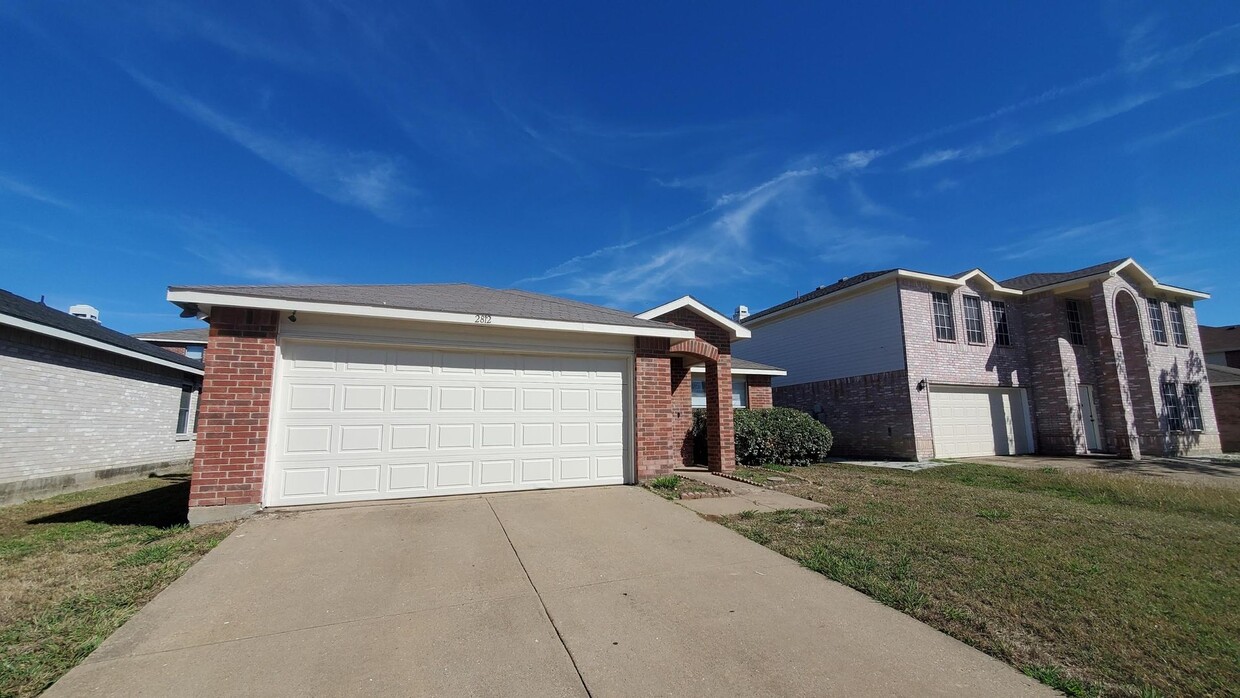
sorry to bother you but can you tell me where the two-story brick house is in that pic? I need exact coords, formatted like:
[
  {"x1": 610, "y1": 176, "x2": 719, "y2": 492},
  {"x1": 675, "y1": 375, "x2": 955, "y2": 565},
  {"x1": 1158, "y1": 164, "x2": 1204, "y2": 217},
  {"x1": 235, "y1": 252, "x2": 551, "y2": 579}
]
[{"x1": 735, "y1": 258, "x2": 1221, "y2": 460}]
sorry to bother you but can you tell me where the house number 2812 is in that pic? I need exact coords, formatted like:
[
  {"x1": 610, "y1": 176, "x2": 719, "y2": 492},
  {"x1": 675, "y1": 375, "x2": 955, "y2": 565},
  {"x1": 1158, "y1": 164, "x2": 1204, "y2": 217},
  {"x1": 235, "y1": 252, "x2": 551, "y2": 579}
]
[{"x1": 474, "y1": 314, "x2": 492, "y2": 324}]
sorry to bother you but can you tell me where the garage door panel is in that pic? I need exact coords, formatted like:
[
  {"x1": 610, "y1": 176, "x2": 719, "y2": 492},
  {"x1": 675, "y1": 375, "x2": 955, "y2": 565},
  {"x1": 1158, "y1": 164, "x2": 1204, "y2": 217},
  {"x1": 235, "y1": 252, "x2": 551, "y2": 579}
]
[
  {"x1": 268, "y1": 340, "x2": 630, "y2": 506},
  {"x1": 929, "y1": 386, "x2": 1031, "y2": 459}
]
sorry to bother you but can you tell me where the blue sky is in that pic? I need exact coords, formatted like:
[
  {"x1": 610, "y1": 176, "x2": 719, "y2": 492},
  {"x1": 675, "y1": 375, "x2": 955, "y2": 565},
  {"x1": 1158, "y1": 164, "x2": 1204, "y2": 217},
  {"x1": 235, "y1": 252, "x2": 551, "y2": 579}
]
[{"x1": 2, "y1": 1, "x2": 1238, "y2": 334}]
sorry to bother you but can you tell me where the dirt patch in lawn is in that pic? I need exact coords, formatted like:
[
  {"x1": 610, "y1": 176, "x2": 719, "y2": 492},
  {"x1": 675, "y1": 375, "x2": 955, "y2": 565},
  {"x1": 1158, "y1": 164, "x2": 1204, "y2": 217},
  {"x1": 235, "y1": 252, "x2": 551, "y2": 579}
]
[
  {"x1": 0, "y1": 474, "x2": 237, "y2": 697},
  {"x1": 720, "y1": 462, "x2": 1240, "y2": 697},
  {"x1": 642, "y1": 474, "x2": 731, "y2": 500}
]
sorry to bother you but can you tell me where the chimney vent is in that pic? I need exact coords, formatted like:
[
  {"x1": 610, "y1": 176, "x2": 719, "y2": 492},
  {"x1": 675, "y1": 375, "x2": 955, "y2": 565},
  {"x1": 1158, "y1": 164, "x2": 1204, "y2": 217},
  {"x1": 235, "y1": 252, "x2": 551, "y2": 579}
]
[
  {"x1": 733, "y1": 305, "x2": 750, "y2": 322},
  {"x1": 68, "y1": 304, "x2": 100, "y2": 323}
]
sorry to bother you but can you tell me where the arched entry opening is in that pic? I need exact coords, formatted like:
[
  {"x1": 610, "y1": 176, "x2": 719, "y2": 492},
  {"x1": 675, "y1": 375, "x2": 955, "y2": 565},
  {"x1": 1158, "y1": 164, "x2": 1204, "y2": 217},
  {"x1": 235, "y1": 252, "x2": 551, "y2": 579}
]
[
  {"x1": 1114, "y1": 290, "x2": 1156, "y2": 457},
  {"x1": 669, "y1": 338, "x2": 734, "y2": 472}
]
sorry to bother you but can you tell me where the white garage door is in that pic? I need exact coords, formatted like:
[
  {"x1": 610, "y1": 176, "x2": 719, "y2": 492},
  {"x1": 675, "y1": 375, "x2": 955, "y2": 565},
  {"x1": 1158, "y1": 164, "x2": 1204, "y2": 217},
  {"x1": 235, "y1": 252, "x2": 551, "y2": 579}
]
[
  {"x1": 928, "y1": 386, "x2": 1032, "y2": 458},
  {"x1": 266, "y1": 340, "x2": 630, "y2": 506}
]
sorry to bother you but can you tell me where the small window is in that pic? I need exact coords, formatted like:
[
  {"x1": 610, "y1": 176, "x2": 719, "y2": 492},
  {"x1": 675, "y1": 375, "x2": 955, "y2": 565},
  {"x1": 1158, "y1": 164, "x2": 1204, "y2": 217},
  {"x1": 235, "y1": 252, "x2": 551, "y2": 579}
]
[
  {"x1": 185, "y1": 345, "x2": 204, "y2": 360},
  {"x1": 691, "y1": 378, "x2": 706, "y2": 408},
  {"x1": 176, "y1": 384, "x2": 194, "y2": 434},
  {"x1": 1147, "y1": 298, "x2": 1167, "y2": 344},
  {"x1": 962, "y1": 296, "x2": 985, "y2": 344},
  {"x1": 931, "y1": 291, "x2": 956, "y2": 342},
  {"x1": 1167, "y1": 302, "x2": 1188, "y2": 346},
  {"x1": 991, "y1": 301, "x2": 1012, "y2": 347},
  {"x1": 1065, "y1": 299, "x2": 1086, "y2": 345},
  {"x1": 1183, "y1": 384, "x2": 1204, "y2": 431},
  {"x1": 732, "y1": 377, "x2": 748, "y2": 408},
  {"x1": 1161, "y1": 381, "x2": 1183, "y2": 431}
]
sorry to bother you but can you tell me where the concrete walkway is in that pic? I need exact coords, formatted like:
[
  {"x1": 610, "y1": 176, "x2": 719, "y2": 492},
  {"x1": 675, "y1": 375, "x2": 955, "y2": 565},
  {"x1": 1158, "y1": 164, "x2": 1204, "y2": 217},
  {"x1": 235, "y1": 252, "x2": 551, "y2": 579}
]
[
  {"x1": 46, "y1": 487, "x2": 1050, "y2": 697},
  {"x1": 675, "y1": 470, "x2": 829, "y2": 515}
]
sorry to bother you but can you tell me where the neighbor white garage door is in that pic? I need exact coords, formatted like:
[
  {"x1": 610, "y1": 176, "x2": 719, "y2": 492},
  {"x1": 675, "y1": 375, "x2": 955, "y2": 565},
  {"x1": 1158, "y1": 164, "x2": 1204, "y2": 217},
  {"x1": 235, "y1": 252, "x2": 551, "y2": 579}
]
[
  {"x1": 266, "y1": 340, "x2": 630, "y2": 506},
  {"x1": 928, "y1": 386, "x2": 1032, "y2": 458}
]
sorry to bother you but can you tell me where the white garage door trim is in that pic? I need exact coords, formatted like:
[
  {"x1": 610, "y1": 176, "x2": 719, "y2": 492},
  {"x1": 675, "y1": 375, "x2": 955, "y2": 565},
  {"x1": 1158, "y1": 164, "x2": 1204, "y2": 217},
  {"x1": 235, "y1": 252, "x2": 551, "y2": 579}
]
[
  {"x1": 263, "y1": 334, "x2": 634, "y2": 507},
  {"x1": 927, "y1": 385, "x2": 1033, "y2": 458}
]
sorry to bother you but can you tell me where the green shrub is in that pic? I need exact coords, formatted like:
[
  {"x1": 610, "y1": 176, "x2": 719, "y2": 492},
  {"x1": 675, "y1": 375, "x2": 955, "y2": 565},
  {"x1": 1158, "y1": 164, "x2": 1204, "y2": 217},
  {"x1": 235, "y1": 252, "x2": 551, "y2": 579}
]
[
  {"x1": 734, "y1": 407, "x2": 833, "y2": 466},
  {"x1": 691, "y1": 407, "x2": 832, "y2": 467},
  {"x1": 650, "y1": 475, "x2": 681, "y2": 490}
]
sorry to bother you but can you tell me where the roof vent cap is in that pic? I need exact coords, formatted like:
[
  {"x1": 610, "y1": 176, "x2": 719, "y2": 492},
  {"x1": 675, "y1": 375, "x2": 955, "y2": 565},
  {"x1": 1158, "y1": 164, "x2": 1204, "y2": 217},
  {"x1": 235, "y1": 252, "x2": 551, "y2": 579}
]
[
  {"x1": 733, "y1": 305, "x2": 750, "y2": 321},
  {"x1": 68, "y1": 304, "x2": 100, "y2": 323}
]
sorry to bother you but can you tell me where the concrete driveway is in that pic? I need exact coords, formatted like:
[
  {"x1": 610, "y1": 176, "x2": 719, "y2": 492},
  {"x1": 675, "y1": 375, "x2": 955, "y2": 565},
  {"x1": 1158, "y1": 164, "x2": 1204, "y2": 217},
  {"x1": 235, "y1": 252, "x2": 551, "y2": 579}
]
[{"x1": 46, "y1": 487, "x2": 1049, "y2": 697}]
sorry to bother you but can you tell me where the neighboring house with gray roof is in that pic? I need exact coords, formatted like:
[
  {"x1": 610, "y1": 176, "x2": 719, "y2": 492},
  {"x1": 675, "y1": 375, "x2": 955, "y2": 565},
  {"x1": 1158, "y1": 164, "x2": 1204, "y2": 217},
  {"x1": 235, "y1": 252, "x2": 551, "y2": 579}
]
[
  {"x1": 735, "y1": 258, "x2": 1221, "y2": 460},
  {"x1": 1205, "y1": 364, "x2": 1240, "y2": 452},
  {"x1": 162, "y1": 285, "x2": 782, "y2": 524},
  {"x1": 0, "y1": 289, "x2": 204, "y2": 504},
  {"x1": 133, "y1": 327, "x2": 209, "y2": 360}
]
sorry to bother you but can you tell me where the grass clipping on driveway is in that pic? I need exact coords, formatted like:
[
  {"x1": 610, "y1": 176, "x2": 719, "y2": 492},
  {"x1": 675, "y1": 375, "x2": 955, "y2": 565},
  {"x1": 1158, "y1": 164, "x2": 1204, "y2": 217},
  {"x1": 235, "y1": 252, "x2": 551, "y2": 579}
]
[
  {"x1": 0, "y1": 475, "x2": 237, "y2": 698},
  {"x1": 720, "y1": 462, "x2": 1239, "y2": 697}
]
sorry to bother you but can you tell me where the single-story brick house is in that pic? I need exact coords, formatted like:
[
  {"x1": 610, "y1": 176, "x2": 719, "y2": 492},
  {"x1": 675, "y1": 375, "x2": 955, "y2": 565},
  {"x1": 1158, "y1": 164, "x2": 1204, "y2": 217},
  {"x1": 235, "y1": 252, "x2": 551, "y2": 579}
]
[
  {"x1": 735, "y1": 258, "x2": 1221, "y2": 460},
  {"x1": 0, "y1": 289, "x2": 204, "y2": 504},
  {"x1": 166, "y1": 285, "x2": 783, "y2": 524},
  {"x1": 134, "y1": 327, "x2": 209, "y2": 361}
]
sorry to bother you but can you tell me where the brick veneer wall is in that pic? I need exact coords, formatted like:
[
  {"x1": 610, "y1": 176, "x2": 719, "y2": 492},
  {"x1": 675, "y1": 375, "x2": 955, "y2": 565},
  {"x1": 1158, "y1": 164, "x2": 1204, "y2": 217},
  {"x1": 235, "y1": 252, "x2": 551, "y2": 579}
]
[
  {"x1": 653, "y1": 307, "x2": 735, "y2": 471},
  {"x1": 775, "y1": 369, "x2": 917, "y2": 459},
  {"x1": 635, "y1": 337, "x2": 677, "y2": 479},
  {"x1": 1212, "y1": 384, "x2": 1240, "y2": 452},
  {"x1": 188, "y1": 308, "x2": 279, "y2": 510},
  {"x1": 747, "y1": 376, "x2": 773, "y2": 408}
]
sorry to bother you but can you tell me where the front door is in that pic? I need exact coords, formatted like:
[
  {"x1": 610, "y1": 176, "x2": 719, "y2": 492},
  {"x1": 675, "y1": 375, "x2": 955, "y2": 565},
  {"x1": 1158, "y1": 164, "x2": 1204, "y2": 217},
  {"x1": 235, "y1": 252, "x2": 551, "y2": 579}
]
[{"x1": 1077, "y1": 384, "x2": 1101, "y2": 451}]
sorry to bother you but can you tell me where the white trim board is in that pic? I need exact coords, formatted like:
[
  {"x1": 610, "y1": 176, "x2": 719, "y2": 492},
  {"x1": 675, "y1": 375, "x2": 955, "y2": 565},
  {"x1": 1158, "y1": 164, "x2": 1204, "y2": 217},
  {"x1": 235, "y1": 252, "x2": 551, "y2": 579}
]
[
  {"x1": 688, "y1": 365, "x2": 786, "y2": 376},
  {"x1": 169, "y1": 290, "x2": 695, "y2": 340},
  {"x1": 0, "y1": 313, "x2": 204, "y2": 376},
  {"x1": 636, "y1": 295, "x2": 751, "y2": 339}
]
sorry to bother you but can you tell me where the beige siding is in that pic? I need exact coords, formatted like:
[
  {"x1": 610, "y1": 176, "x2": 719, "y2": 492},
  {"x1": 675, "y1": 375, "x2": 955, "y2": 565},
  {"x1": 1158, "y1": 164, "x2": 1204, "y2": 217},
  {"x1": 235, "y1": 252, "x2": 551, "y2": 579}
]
[
  {"x1": 735, "y1": 283, "x2": 905, "y2": 387},
  {"x1": 0, "y1": 328, "x2": 198, "y2": 491}
]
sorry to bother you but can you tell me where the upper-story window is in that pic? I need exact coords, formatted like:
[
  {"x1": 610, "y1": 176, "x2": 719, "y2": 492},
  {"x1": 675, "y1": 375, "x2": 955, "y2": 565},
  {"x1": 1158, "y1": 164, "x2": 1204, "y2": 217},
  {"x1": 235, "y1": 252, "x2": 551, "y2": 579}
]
[
  {"x1": 962, "y1": 296, "x2": 985, "y2": 344},
  {"x1": 991, "y1": 301, "x2": 1012, "y2": 347},
  {"x1": 1065, "y1": 299, "x2": 1086, "y2": 345},
  {"x1": 931, "y1": 291, "x2": 956, "y2": 342},
  {"x1": 1147, "y1": 298, "x2": 1168, "y2": 344},
  {"x1": 1167, "y1": 302, "x2": 1188, "y2": 346}
]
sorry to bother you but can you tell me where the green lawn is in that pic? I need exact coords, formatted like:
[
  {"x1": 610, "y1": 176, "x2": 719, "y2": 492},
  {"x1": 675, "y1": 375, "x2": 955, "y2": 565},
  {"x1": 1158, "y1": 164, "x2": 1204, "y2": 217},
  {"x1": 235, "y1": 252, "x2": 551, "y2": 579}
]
[
  {"x1": 720, "y1": 462, "x2": 1240, "y2": 697},
  {"x1": 0, "y1": 475, "x2": 237, "y2": 697}
]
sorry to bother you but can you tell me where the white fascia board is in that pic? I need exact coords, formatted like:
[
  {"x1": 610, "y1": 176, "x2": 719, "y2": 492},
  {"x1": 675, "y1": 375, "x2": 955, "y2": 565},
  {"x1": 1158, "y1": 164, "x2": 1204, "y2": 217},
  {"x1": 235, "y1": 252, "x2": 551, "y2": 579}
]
[
  {"x1": 894, "y1": 270, "x2": 966, "y2": 287},
  {"x1": 636, "y1": 295, "x2": 752, "y2": 339},
  {"x1": 0, "y1": 313, "x2": 204, "y2": 376},
  {"x1": 169, "y1": 290, "x2": 696, "y2": 340},
  {"x1": 1034, "y1": 260, "x2": 1210, "y2": 300},
  {"x1": 135, "y1": 337, "x2": 209, "y2": 345},
  {"x1": 688, "y1": 364, "x2": 787, "y2": 376},
  {"x1": 745, "y1": 270, "x2": 956, "y2": 329},
  {"x1": 954, "y1": 269, "x2": 1024, "y2": 296}
]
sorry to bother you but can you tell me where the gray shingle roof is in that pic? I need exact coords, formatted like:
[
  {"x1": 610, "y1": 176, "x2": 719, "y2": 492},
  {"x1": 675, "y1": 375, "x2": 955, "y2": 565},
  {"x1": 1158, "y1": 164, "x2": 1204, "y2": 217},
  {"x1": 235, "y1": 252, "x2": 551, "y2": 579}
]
[
  {"x1": 998, "y1": 258, "x2": 1129, "y2": 291},
  {"x1": 0, "y1": 289, "x2": 203, "y2": 371},
  {"x1": 1207, "y1": 363, "x2": 1240, "y2": 386},
  {"x1": 132, "y1": 327, "x2": 209, "y2": 343},
  {"x1": 732, "y1": 357, "x2": 785, "y2": 373},
  {"x1": 743, "y1": 270, "x2": 898, "y2": 323},
  {"x1": 170, "y1": 283, "x2": 680, "y2": 332}
]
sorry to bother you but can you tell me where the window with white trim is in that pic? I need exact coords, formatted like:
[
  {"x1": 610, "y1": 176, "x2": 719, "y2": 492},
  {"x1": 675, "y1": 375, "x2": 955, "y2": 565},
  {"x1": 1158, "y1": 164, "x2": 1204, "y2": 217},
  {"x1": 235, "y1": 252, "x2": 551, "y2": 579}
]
[
  {"x1": 1147, "y1": 298, "x2": 1167, "y2": 344},
  {"x1": 1065, "y1": 299, "x2": 1086, "y2": 345},
  {"x1": 691, "y1": 376, "x2": 749, "y2": 408},
  {"x1": 962, "y1": 296, "x2": 985, "y2": 344},
  {"x1": 1183, "y1": 384, "x2": 1204, "y2": 431},
  {"x1": 1161, "y1": 381, "x2": 1183, "y2": 431},
  {"x1": 1167, "y1": 302, "x2": 1188, "y2": 346},
  {"x1": 176, "y1": 384, "x2": 194, "y2": 434},
  {"x1": 931, "y1": 291, "x2": 956, "y2": 342},
  {"x1": 992, "y1": 301, "x2": 1012, "y2": 347}
]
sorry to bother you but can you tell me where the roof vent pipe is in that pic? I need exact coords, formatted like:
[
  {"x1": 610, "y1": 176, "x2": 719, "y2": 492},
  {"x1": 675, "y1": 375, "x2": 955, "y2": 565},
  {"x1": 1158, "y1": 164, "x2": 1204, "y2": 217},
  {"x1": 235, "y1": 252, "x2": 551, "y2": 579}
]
[
  {"x1": 733, "y1": 305, "x2": 750, "y2": 322},
  {"x1": 68, "y1": 304, "x2": 100, "y2": 323}
]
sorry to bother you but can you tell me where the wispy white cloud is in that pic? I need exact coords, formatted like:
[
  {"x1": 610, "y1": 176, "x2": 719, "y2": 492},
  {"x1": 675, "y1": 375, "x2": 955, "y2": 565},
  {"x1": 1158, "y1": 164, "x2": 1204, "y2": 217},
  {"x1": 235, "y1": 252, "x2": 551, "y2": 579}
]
[
  {"x1": 164, "y1": 215, "x2": 322, "y2": 284},
  {"x1": 991, "y1": 215, "x2": 1136, "y2": 261},
  {"x1": 125, "y1": 69, "x2": 415, "y2": 222},
  {"x1": 1124, "y1": 110, "x2": 1236, "y2": 151},
  {"x1": 0, "y1": 173, "x2": 74, "y2": 209}
]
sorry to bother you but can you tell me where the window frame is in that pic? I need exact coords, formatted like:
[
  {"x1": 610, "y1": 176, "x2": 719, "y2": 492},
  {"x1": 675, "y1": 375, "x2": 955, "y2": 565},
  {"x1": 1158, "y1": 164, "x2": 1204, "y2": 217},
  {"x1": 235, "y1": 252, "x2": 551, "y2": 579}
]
[
  {"x1": 732, "y1": 377, "x2": 748, "y2": 408},
  {"x1": 1167, "y1": 301, "x2": 1188, "y2": 346},
  {"x1": 690, "y1": 377, "x2": 706, "y2": 409},
  {"x1": 991, "y1": 300, "x2": 1012, "y2": 347},
  {"x1": 690, "y1": 376, "x2": 749, "y2": 409},
  {"x1": 1183, "y1": 383, "x2": 1204, "y2": 431},
  {"x1": 1161, "y1": 381, "x2": 1183, "y2": 432},
  {"x1": 931, "y1": 291, "x2": 956, "y2": 342},
  {"x1": 1146, "y1": 298, "x2": 1168, "y2": 344},
  {"x1": 1065, "y1": 299, "x2": 1086, "y2": 346},
  {"x1": 962, "y1": 295, "x2": 986, "y2": 345},
  {"x1": 175, "y1": 383, "x2": 194, "y2": 435},
  {"x1": 185, "y1": 345, "x2": 204, "y2": 360}
]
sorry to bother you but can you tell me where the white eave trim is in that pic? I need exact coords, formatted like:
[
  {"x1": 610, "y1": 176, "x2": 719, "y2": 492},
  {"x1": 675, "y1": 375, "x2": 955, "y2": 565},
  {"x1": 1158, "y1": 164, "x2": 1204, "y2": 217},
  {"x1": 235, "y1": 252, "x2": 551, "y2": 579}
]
[
  {"x1": 169, "y1": 290, "x2": 696, "y2": 340},
  {"x1": 1032, "y1": 260, "x2": 1210, "y2": 300},
  {"x1": 688, "y1": 364, "x2": 787, "y2": 376},
  {"x1": 636, "y1": 295, "x2": 751, "y2": 339},
  {"x1": 135, "y1": 337, "x2": 209, "y2": 345},
  {"x1": 0, "y1": 313, "x2": 204, "y2": 376},
  {"x1": 954, "y1": 269, "x2": 1024, "y2": 296}
]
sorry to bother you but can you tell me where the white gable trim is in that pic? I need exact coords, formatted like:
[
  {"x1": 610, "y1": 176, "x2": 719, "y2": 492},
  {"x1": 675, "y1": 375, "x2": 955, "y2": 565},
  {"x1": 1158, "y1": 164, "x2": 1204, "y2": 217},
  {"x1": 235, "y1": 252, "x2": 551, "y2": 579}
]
[
  {"x1": 688, "y1": 364, "x2": 786, "y2": 376},
  {"x1": 168, "y1": 290, "x2": 695, "y2": 340},
  {"x1": 0, "y1": 313, "x2": 204, "y2": 376},
  {"x1": 636, "y1": 295, "x2": 752, "y2": 339},
  {"x1": 954, "y1": 269, "x2": 1024, "y2": 296}
]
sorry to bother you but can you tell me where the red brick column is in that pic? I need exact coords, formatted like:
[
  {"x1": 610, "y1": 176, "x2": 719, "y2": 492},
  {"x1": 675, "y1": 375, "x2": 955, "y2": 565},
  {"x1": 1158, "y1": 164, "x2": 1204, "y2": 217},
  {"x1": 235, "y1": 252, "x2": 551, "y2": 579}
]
[
  {"x1": 635, "y1": 337, "x2": 676, "y2": 480},
  {"x1": 705, "y1": 354, "x2": 735, "y2": 472},
  {"x1": 747, "y1": 376, "x2": 773, "y2": 409},
  {"x1": 188, "y1": 307, "x2": 279, "y2": 524}
]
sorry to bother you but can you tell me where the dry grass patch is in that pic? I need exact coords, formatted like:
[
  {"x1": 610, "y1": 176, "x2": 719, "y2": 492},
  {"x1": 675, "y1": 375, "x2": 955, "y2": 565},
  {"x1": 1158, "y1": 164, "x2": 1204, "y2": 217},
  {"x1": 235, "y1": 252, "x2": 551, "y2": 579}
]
[
  {"x1": 0, "y1": 474, "x2": 237, "y2": 697},
  {"x1": 720, "y1": 462, "x2": 1240, "y2": 697}
]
